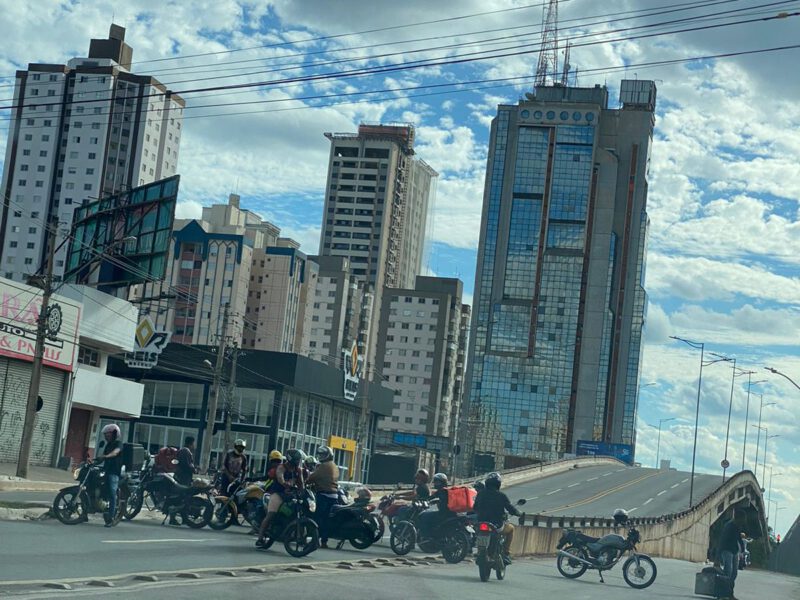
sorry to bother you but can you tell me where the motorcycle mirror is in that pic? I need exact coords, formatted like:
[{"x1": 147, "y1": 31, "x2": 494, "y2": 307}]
[
  {"x1": 517, "y1": 498, "x2": 527, "y2": 506},
  {"x1": 171, "y1": 459, "x2": 179, "y2": 465}
]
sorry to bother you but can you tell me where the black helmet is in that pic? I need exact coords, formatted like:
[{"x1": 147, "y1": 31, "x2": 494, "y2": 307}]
[
  {"x1": 285, "y1": 449, "x2": 304, "y2": 467},
  {"x1": 432, "y1": 473, "x2": 449, "y2": 489},
  {"x1": 485, "y1": 472, "x2": 502, "y2": 490},
  {"x1": 613, "y1": 508, "x2": 629, "y2": 525},
  {"x1": 473, "y1": 480, "x2": 485, "y2": 493},
  {"x1": 316, "y1": 445, "x2": 334, "y2": 462}
]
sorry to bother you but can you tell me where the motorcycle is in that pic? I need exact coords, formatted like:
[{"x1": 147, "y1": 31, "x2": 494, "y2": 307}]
[
  {"x1": 390, "y1": 499, "x2": 473, "y2": 563},
  {"x1": 52, "y1": 460, "x2": 131, "y2": 525},
  {"x1": 209, "y1": 477, "x2": 266, "y2": 530},
  {"x1": 257, "y1": 488, "x2": 320, "y2": 557},
  {"x1": 322, "y1": 496, "x2": 378, "y2": 550},
  {"x1": 474, "y1": 498, "x2": 526, "y2": 582},
  {"x1": 556, "y1": 519, "x2": 657, "y2": 589},
  {"x1": 137, "y1": 469, "x2": 214, "y2": 528}
]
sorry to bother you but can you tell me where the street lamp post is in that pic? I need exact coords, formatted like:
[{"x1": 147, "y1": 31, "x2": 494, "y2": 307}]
[
  {"x1": 709, "y1": 353, "x2": 736, "y2": 482},
  {"x1": 650, "y1": 417, "x2": 676, "y2": 469},
  {"x1": 765, "y1": 367, "x2": 800, "y2": 392},
  {"x1": 740, "y1": 374, "x2": 766, "y2": 471},
  {"x1": 763, "y1": 431, "x2": 779, "y2": 486},
  {"x1": 669, "y1": 336, "x2": 706, "y2": 508},
  {"x1": 753, "y1": 397, "x2": 776, "y2": 473},
  {"x1": 767, "y1": 467, "x2": 782, "y2": 522}
]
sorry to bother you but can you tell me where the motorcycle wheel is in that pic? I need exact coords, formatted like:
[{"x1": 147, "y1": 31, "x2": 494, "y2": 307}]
[
  {"x1": 350, "y1": 523, "x2": 376, "y2": 550},
  {"x1": 369, "y1": 513, "x2": 385, "y2": 543},
  {"x1": 557, "y1": 546, "x2": 589, "y2": 579},
  {"x1": 622, "y1": 555, "x2": 657, "y2": 589},
  {"x1": 441, "y1": 528, "x2": 471, "y2": 564},
  {"x1": 390, "y1": 521, "x2": 417, "y2": 556},
  {"x1": 182, "y1": 496, "x2": 212, "y2": 529},
  {"x1": 283, "y1": 518, "x2": 319, "y2": 558},
  {"x1": 477, "y1": 550, "x2": 491, "y2": 582},
  {"x1": 124, "y1": 488, "x2": 143, "y2": 520},
  {"x1": 495, "y1": 554, "x2": 506, "y2": 580},
  {"x1": 208, "y1": 499, "x2": 237, "y2": 531},
  {"x1": 52, "y1": 488, "x2": 87, "y2": 525}
]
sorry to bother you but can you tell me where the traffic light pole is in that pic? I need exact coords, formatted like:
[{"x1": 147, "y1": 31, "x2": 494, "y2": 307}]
[
  {"x1": 199, "y1": 302, "x2": 229, "y2": 473},
  {"x1": 16, "y1": 217, "x2": 58, "y2": 479}
]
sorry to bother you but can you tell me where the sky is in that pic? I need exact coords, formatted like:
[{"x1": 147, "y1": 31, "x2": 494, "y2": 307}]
[{"x1": 0, "y1": 0, "x2": 797, "y2": 536}]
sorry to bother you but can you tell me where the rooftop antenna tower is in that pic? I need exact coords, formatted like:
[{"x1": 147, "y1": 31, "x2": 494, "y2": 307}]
[
  {"x1": 534, "y1": 0, "x2": 559, "y2": 88},
  {"x1": 560, "y1": 40, "x2": 571, "y2": 86}
]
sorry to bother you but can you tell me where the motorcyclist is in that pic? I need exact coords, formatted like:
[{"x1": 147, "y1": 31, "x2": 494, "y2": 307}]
[
  {"x1": 304, "y1": 455, "x2": 319, "y2": 473},
  {"x1": 395, "y1": 468, "x2": 431, "y2": 522},
  {"x1": 473, "y1": 472, "x2": 521, "y2": 565},
  {"x1": 219, "y1": 439, "x2": 249, "y2": 494},
  {"x1": 306, "y1": 445, "x2": 339, "y2": 548},
  {"x1": 417, "y1": 472, "x2": 452, "y2": 540},
  {"x1": 256, "y1": 448, "x2": 304, "y2": 548},
  {"x1": 175, "y1": 436, "x2": 197, "y2": 486},
  {"x1": 93, "y1": 424, "x2": 123, "y2": 527}
]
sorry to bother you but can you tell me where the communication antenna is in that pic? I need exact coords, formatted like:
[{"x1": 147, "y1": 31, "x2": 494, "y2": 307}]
[
  {"x1": 534, "y1": 0, "x2": 559, "y2": 88},
  {"x1": 560, "y1": 40, "x2": 571, "y2": 86}
]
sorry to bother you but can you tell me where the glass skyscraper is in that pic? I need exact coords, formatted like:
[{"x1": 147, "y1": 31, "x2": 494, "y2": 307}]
[{"x1": 463, "y1": 81, "x2": 656, "y2": 471}]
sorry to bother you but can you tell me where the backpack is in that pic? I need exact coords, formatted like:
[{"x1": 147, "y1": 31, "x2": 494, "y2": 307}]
[
  {"x1": 154, "y1": 446, "x2": 179, "y2": 473},
  {"x1": 446, "y1": 486, "x2": 477, "y2": 513}
]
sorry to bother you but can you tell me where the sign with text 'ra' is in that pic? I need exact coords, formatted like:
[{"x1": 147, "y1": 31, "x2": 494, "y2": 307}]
[{"x1": 124, "y1": 317, "x2": 171, "y2": 369}]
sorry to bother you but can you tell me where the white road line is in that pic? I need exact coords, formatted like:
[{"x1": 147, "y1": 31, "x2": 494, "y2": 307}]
[
  {"x1": 602, "y1": 472, "x2": 613, "y2": 477},
  {"x1": 616, "y1": 469, "x2": 626, "y2": 472},
  {"x1": 671, "y1": 483, "x2": 680, "y2": 489},
  {"x1": 527, "y1": 496, "x2": 540, "y2": 501},
  {"x1": 546, "y1": 489, "x2": 563, "y2": 496},
  {"x1": 568, "y1": 483, "x2": 580, "y2": 488},
  {"x1": 682, "y1": 478, "x2": 689, "y2": 483},
  {"x1": 657, "y1": 490, "x2": 667, "y2": 496},
  {"x1": 643, "y1": 498, "x2": 653, "y2": 506},
  {"x1": 102, "y1": 539, "x2": 215, "y2": 544},
  {"x1": 628, "y1": 507, "x2": 639, "y2": 513},
  {"x1": 587, "y1": 477, "x2": 599, "y2": 481}
]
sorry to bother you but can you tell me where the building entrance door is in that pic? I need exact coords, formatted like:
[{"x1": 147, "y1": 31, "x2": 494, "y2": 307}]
[{"x1": 65, "y1": 408, "x2": 92, "y2": 466}]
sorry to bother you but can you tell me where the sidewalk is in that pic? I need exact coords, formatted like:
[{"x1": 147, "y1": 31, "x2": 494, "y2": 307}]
[{"x1": 0, "y1": 463, "x2": 74, "y2": 491}]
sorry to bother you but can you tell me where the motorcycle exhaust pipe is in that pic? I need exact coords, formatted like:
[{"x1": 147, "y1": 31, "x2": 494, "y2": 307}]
[{"x1": 557, "y1": 549, "x2": 595, "y2": 567}]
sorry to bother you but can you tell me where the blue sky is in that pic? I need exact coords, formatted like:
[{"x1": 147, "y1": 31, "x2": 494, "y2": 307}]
[{"x1": 0, "y1": 0, "x2": 798, "y2": 534}]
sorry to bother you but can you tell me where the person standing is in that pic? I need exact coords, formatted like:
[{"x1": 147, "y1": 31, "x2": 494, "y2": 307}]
[
  {"x1": 94, "y1": 424, "x2": 123, "y2": 527},
  {"x1": 175, "y1": 436, "x2": 197, "y2": 486},
  {"x1": 306, "y1": 446, "x2": 339, "y2": 548},
  {"x1": 719, "y1": 508, "x2": 746, "y2": 599}
]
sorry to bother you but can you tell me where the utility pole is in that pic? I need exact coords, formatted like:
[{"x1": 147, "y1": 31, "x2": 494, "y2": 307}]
[
  {"x1": 17, "y1": 216, "x2": 58, "y2": 479},
  {"x1": 199, "y1": 302, "x2": 229, "y2": 472},
  {"x1": 222, "y1": 345, "x2": 240, "y2": 456}
]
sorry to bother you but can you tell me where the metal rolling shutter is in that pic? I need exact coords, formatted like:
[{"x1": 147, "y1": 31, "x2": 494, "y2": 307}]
[{"x1": 0, "y1": 358, "x2": 66, "y2": 465}]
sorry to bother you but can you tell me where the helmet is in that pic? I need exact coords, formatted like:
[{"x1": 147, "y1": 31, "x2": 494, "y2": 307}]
[
  {"x1": 415, "y1": 469, "x2": 430, "y2": 483},
  {"x1": 485, "y1": 472, "x2": 502, "y2": 490},
  {"x1": 101, "y1": 424, "x2": 120, "y2": 438},
  {"x1": 285, "y1": 449, "x2": 304, "y2": 467},
  {"x1": 316, "y1": 445, "x2": 334, "y2": 462},
  {"x1": 432, "y1": 473, "x2": 449, "y2": 489},
  {"x1": 613, "y1": 508, "x2": 629, "y2": 525},
  {"x1": 304, "y1": 455, "x2": 319, "y2": 468},
  {"x1": 473, "y1": 480, "x2": 485, "y2": 493},
  {"x1": 234, "y1": 439, "x2": 246, "y2": 449},
  {"x1": 269, "y1": 450, "x2": 284, "y2": 462}
]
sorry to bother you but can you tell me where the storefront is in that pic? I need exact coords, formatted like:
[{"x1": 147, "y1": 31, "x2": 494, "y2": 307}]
[{"x1": 107, "y1": 344, "x2": 393, "y2": 480}]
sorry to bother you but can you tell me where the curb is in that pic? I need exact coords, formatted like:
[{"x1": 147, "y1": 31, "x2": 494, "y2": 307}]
[{"x1": 0, "y1": 481, "x2": 66, "y2": 492}]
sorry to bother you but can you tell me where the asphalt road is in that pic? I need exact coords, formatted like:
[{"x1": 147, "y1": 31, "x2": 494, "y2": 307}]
[
  {"x1": 503, "y1": 465, "x2": 723, "y2": 518},
  {"x1": 4, "y1": 554, "x2": 797, "y2": 599}
]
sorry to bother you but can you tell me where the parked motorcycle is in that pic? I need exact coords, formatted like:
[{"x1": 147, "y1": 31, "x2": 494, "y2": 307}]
[
  {"x1": 209, "y1": 478, "x2": 266, "y2": 530},
  {"x1": 138, "y1": 470, "x2": 214, "y2": 528},
  {"x1": 390, "y1": 499, "x2": 473, "y2": 563},
  {"x1": 556, "y1": 512, "x2": 657, "y2": 589},
  {"x1": 257, "y1": 488, "x2": 319, "y2": 557},
  {"x1": 322, "y1": 498, "x2": 378, "y2": 550},
  {"x1": 52, "y1": 461, "x2": 131, "y2": 525},
  {"x1": 475, "y1": 498, "x2": 526, "y2": 582}
]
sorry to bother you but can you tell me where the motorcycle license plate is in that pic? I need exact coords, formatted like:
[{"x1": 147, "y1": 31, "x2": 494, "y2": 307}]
[{"x1": 476, "y1": 536, "x2": 490, "y2": 548}]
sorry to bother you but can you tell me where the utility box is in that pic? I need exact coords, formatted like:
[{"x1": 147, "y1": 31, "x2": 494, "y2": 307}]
[{"x1": 122, "y1": 443, "x2": 146, "y2": 472}]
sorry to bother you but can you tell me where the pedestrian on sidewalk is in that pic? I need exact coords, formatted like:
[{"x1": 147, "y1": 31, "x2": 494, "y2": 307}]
[
  {"x1": 94, "y1": 424, "x2": 123, "y2": 527},
  {"x1": 718, "y1": 507, "x2": 746, "y2": 600}
]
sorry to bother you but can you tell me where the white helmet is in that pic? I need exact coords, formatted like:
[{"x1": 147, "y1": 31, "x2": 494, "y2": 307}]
[{"x1": 101, "y1": 424, "x2": 120, "y2": 438}]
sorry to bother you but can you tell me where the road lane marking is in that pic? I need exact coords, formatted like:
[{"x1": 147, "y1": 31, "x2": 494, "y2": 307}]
[
  {"x1": 526, "y1": 496, "x2": 539, "y2": 501},
  {"x1": 587, "y1": 477, "x2": 599, "y2": 481},
  {"x1": 546, "y1": 489, "x2": 563, "y2": 496},
  {"x1": 657, "y1": 490, "x2": 667, "y2": 496},
  {"x1": 541, "y1": 471, "x2": 661, "y2": 515},
  {"x1": 671, "y1": 483, "x2": 680, "y2": 489},
  {"x1": 568, "y1": 483, "x2": 580, "y2": 488},
  {"x1": 602, "y1": 472, "x2": 613, "y2": 477},
  {"x1": 616, "y1": 469, "x2": 626, "y2": 472},
  {"x1": 628, "y1": 507, "x2": 639, "y2": 513},
  {"x1": 643, "y1": 498, "x2": 653, "y2": 505},
  {"x1": 102, "y1": 539, "x2": 216, "y2": 544},
  {"x1": 681, "y1": 478, "x2": 689, "y2": 483}
]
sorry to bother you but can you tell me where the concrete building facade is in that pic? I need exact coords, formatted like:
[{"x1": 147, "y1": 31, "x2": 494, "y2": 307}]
[
  {"x1": 463, "y1": 81, "x2": 656, "y2": 471},
  {"x1": 375, "y1": 277, "x2": 468, "y2": 442},
  {"x1": 0, "y1": 25, "x2": 183, "y2": 283}
]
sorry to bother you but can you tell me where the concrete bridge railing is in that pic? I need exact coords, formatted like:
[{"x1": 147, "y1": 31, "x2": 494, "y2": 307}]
[{"x1": 512, "y1": 469, "x2": 767, "y2": 563}]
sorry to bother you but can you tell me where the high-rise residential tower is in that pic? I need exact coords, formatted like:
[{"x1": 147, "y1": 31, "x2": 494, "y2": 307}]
[
  {"x1": 319, "y1": 124, "x2": 437, "y2": 372},
  {"x1": 0, "y1": 25, "x2": 184, "y2": 282},
  {"x1": 463, "y1": 81, "x2": 656, "y2": 471}
]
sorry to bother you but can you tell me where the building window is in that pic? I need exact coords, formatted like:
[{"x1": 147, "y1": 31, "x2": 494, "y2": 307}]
[{"x1": 78, "y1": 346, "x2": 100, "y2": 367}]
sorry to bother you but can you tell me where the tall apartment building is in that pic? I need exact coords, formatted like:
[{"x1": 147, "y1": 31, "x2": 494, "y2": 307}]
[
  {"x1": 142, "y1": 194, "x2": 277, "y2": 345},
  {"x1": 375, "y1": 277, "x2": 468, "y2": 442},
  {"x1": 319, "y1": 124, "x2": 437, "y2": 372},
  {"x1": 244, "y1": 239, "x2": 317, "y2": 353},
  {"x1": 463, "y1": 81, "x2": 656, "y2": 471},
  {"x1": 306, "y1": 255, "x2": 372, "y2": 368},
  {"x1": 0, "y1": 25, "x2": 183, "y2": 282}
]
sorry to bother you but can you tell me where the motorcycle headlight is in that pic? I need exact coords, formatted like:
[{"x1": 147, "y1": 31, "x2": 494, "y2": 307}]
[
  {"x1": 307, "y1": 500, "x2": 317, "y2": 513},
  {"x1": 73, "y1": 468, "x2": 81, "y2": 480}
]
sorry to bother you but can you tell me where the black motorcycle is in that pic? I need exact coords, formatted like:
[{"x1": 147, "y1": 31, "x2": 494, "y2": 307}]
[
  {"x1": 322, "y1": 500, "x2": 378, "y2": 550},
  {"x1": 257, "y1": 488, "x2": 319, "y2": 557},
  {"x1": 475, "y1": 498, "x2": 526, "y2": 582},
  {"x1": 556, "y1": 523, "x2": 657, "y2": 589},
  {"x1": 138, "y1": 469, "x2": 214, "y2": 528},
  {"x1": 52, "y1": 461, "x2": 131, "y2": 525},
  {"x1": 390, "y1": 500, "x2": 473, "y2": 563}
]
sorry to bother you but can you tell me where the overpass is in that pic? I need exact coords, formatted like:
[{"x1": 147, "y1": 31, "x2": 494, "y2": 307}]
[{"x1": 480, "y1": 456, "x2": 769, "y2": 563}]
